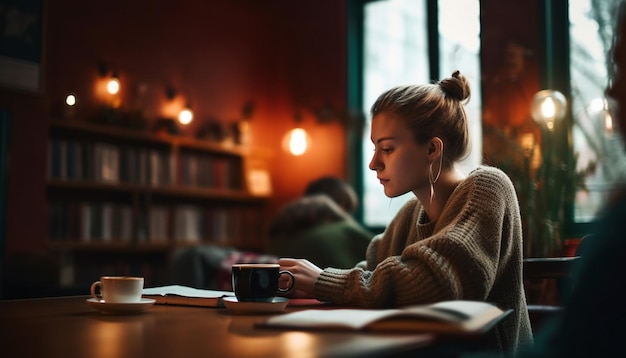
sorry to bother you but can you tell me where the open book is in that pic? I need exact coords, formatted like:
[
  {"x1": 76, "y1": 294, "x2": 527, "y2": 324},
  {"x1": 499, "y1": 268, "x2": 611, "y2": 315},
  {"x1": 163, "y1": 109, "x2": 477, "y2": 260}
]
[
  {"x1": 142, "y1": 285, "x2": 234, "y2": 307},
  {"x1": 257, "y1": 300, "x2": 510, "y2": 335}
]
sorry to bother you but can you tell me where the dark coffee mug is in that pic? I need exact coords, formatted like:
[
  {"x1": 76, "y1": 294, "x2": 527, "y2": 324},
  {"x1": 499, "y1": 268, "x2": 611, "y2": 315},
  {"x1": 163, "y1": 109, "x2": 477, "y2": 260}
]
[{"x1": 231, "y1": 263, "x2": 295, "y2": 302}]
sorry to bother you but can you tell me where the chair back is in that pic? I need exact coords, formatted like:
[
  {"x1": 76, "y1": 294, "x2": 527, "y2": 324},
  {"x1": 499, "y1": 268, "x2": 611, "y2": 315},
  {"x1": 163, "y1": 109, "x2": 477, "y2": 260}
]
[{"x1": 523, "y1": 256, "x2": 581, "y2": 332}]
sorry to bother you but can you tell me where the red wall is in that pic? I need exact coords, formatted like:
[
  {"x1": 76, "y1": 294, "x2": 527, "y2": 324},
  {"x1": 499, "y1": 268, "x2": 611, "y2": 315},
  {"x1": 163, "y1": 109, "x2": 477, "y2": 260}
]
[{"x1": 1, "y1": 0, "x2": 349, "y2": 255}]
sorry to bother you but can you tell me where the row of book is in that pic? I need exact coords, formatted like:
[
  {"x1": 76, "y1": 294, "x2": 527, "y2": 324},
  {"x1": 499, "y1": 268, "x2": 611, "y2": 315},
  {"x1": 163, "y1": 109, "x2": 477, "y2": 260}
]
[
  {"x1": 48, "y1": 201, "x2": 263, "y2": 245},
  {"x1": 169, "y1": 205, "x2": 260, "y2": 243},
  {"x1": 49, "y1": 202, "x2": 135, "y2": 243},
  {"x1": 178, "y1": 151, "x2": 242, "y2": 189},
  {"x1": 48, "y1": 139, "x2": 242, "y2": 189}
]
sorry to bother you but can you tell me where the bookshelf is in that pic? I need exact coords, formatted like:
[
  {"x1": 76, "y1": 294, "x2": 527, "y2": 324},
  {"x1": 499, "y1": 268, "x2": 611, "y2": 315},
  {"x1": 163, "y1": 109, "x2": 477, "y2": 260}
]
[{"x1": 46, "y1": 119, "x2": 271, "y2": 288}]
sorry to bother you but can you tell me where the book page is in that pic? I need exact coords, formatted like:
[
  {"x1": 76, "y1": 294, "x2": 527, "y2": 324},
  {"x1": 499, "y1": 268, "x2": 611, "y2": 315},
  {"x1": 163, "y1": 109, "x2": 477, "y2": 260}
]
[
  {"x1": 262, "y1": 309, "x2": 401, "y2": 330},
  {"x1": 430, "y1": 300, "x2": 494, "y2": 318},
  {"x1": 400, "y1": 300, "x2": 500, "y2": 322},
  {"x1": 259, "y1": 300, "x2": 506, "y2": 334},
  {"x1": 369, "y1": 301, "x2": 505, "y2": 333}
]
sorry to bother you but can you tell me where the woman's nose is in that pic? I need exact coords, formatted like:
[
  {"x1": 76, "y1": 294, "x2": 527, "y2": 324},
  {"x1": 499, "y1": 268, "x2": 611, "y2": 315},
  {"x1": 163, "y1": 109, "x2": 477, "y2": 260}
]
[{"x1": 369, "y1": 153, "x2": 380, "y2": 171}]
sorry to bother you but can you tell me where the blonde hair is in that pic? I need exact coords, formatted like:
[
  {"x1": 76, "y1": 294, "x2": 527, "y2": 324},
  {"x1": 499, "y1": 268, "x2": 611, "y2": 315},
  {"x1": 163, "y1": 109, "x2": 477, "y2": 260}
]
[{"x1": 370, "y1": 70, "x2": 471, "y2": 167}]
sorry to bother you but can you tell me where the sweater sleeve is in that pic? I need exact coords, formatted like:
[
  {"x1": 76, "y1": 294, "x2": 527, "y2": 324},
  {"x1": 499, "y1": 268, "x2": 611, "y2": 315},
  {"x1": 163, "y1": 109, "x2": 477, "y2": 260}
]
[{"x1": 314, "y1": 166, "x2": 521, "y2": 308}]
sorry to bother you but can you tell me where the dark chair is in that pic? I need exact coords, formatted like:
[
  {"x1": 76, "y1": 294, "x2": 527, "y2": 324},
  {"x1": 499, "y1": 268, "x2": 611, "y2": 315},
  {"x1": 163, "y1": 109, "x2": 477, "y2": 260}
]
[
  {"x1": 523, "y1": 256, "x2": 581, "y2": 332},
  {"x1": 169, "y1": 245, "x2": 236, "y2": 290},
  {"x1": 1, "y1": 252, "x2": 85, "y2": 299}
]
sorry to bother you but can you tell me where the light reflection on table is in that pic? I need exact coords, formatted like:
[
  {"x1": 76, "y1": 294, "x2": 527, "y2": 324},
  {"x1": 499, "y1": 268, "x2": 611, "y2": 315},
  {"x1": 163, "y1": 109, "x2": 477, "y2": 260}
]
[{"x1": 0, "y1": 296, "x2": 434, "y2": 358}]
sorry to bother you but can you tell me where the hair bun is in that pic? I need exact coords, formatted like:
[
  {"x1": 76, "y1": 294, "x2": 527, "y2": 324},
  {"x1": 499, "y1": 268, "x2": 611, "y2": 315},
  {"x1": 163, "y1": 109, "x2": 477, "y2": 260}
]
[{"x1": 438, "y1": 70, "x2": 471, "y2": 102}]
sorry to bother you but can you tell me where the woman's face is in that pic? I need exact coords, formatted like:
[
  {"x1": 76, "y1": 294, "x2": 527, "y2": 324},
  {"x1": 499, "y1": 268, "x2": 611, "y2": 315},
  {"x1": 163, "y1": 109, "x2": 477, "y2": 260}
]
[{"x1": 368, "y1": 111, "x2": 430, "y2": 198}]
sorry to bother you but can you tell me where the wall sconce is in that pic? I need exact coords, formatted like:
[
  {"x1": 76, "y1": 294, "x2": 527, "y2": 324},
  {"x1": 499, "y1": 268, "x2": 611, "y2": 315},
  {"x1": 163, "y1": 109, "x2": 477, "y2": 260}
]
[
  {"x1": 531, "y1": 89, "x2": 567, "y2": 130},
  {"x1": 283, "y1": 127, "x2": 310, "y2": 156},
  {"x1": 65, "y1": 93, "x2": 76, "y2": 106},
  {"x1": 98, "y1": 63, "x2": 120, "y2": 94},
  {"x1": 178, "y1": 105, "x2": 193, "y2": 125},
  {"x1": 61, "y1": 93, "x2": 77, "y2": 119},
  {"x1": 106, "y1": 72, "x2": 120, "y2": 95},
  {"x1": 282, "y1": 112, "x2": 311, "y2": 156},
  {"x1": 281, "y1": 103, "x2": 355, "y2": 156},
  {"x1": 164, "y1": 85, "x2": 193, "y2": 126},
  {"x1": 98, "y1": 63, "x2": 121, "y2": 109}
]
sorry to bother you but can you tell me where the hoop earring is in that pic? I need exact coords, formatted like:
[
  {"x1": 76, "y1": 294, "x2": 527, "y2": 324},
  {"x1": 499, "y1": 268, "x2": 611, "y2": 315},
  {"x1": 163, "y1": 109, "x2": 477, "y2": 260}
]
[{"x1": 428, "y1": 154, "x2": 443, "y2": 205}]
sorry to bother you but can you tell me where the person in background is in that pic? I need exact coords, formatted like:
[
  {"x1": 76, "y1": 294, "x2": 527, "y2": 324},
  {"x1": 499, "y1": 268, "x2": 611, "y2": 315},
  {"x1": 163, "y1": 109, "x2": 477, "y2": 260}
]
[
  {"x1": 171, "y1": 176, "x2": 373, "y2": 290},
  {"x1": 279, "y1": 71, "x2": 533, "y2": 353},
  {"x1": 492, "y1": 3, "x2": 626, "y2": 357},
  {"x1": 303, "y1": 176, "x2": 360, "y2": 213},
  {"x1": 267, "y1": 176, "x2": 374, "y2": 269}
]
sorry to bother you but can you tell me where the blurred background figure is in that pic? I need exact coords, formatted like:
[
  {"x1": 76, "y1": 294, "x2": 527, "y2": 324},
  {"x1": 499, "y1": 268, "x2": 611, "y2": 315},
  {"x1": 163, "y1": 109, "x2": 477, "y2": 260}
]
[
  {"x1": 267, "y1": 176, "x2": 374, "y2": 269},
  {"x1": 170, "y1": 176, "x2": 373, "y2": 290},
  {"x1": 303, "y1": 175, "x2": 360, "y2": 213}
]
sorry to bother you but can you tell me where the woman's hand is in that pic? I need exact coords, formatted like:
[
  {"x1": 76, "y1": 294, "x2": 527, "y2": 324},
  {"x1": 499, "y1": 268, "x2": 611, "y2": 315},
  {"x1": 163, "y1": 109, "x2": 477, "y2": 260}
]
[{"x1": 278, "y1": 258, "x2": 323, "y2": 298}]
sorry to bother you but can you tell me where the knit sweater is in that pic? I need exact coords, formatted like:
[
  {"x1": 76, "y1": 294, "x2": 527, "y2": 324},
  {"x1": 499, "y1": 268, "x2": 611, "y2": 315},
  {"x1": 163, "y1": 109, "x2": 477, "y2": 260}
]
[{"x1": 314, "y1": 166, "x2": 533, "y2": 352}]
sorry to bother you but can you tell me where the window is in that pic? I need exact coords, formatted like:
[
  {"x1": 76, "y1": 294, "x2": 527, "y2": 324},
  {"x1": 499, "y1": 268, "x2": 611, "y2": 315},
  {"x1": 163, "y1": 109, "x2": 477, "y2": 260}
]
[
  {"x1": 570, "y1": 0, "x2": 626, "y2": 223},
  {"x1": 359, "y1": 0, "x2": 482, "y2": 229}
]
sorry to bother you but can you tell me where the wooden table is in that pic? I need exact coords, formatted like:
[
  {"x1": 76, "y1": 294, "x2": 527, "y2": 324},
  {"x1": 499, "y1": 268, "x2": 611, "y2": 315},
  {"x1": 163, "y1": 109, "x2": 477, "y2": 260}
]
[{"x1": 0, "y1": 296, "x2": 437, "y2": 358}]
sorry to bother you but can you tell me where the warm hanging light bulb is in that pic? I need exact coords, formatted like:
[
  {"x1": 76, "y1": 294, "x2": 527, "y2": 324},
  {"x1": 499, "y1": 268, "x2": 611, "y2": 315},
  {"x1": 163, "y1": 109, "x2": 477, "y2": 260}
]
[
  {"x1": 531, "y1": 90, "x2": 567, "y2": 131},
  {"x1": 106, "y1": 75, "x2": 120, "y2": 95},
  {"x1": 178, "y1": 107, "x2": 193, "y2": 125},
  {"x1": 540, "y1": 97, "x2": 556, "y2": 118},
  {"x1": 63, "y1": 93, "x2": 77, "y2": 119},
  {"x1": 541, "y1": 98, "x2": 556, "y2": 130},
  {"x1": 65, "y1": 94, "x2": 76, "y2": 106},
  {"x1": 283, "y1": 127, "x2": 310, "y2": 156}
]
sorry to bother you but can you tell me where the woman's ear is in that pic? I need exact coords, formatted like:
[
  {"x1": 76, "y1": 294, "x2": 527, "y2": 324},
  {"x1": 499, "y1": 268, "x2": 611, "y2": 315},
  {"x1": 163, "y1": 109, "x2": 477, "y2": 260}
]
[{"x1": 427, "y1": 137, "x2": 444, "y2": 158}]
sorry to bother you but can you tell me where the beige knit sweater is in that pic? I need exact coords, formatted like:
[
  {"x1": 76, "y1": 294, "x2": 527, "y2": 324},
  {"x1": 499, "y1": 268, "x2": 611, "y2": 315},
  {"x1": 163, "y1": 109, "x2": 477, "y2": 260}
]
[{"x1": 314, "y1": 166, "x2": 533, "y2": 352}]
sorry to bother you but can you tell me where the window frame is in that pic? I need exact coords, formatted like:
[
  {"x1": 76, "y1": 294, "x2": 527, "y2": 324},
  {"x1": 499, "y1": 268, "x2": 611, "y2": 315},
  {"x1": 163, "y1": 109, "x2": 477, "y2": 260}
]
[
  {"x1": 347, "y1": 0, "x2": 440, "y2": 234},
  {"x1": 541, "y1": 0, "x2": 594, "y2": 238}
]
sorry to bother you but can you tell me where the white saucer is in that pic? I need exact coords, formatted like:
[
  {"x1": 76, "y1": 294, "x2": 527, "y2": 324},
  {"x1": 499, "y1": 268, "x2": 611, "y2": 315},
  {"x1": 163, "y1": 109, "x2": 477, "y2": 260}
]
[
  {"x1": 222, "y1": 296, "x2": 289, "y2": 314},
  {"x1": 86, "y1": 298, "x2": 155, "y2": 314}
]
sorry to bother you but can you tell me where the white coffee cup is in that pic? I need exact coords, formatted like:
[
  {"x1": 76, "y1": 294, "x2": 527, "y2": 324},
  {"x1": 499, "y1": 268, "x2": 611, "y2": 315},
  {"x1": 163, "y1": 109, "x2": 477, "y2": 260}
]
[{"x1": 90, "y1": 276, "x2": 144, "y2": 303}]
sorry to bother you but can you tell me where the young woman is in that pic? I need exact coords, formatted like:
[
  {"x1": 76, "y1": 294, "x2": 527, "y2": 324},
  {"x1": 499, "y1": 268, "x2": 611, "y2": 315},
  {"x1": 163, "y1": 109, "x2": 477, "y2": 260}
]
[{"x1": 279, "y1": 71, "x2": 532, "y2": 352}]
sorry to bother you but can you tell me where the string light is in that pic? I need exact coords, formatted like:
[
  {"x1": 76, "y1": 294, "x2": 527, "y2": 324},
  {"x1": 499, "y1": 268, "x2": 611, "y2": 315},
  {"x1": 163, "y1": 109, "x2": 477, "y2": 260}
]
[
  {"x1": 178, "y1": 107, "x2": 193, "y2": 125},
  {"x1": 531, "y1": 90, "x2": 567, "y2": 131},
  {"x1": 106, "y1": 74, "x2": 120, "y2": 95},
  {"x1": 282, "y1": 127, "x2": 310, "y2": 156},
  {"x1": 65, "y1": 94, "x2": 76, "y2": 106}
]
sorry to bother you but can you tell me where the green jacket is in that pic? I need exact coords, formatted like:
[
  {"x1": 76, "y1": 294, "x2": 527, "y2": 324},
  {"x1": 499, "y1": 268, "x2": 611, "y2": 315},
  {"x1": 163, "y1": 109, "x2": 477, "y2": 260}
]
[{"x1": 267, "y1": 220, "x2": 373, "y2": 269}]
